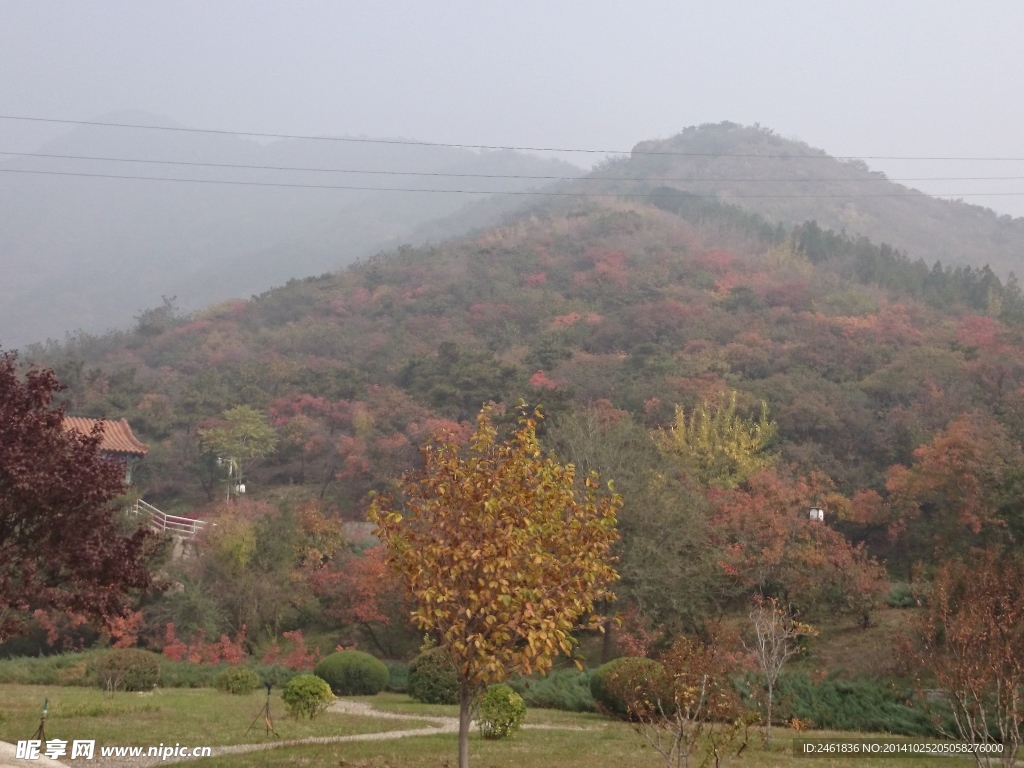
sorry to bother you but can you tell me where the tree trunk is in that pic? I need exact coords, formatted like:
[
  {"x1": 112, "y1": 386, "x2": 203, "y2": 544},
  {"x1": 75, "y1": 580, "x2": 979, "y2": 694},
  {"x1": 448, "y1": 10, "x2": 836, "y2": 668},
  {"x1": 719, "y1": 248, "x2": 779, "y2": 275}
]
[
  {"x1": 362, "y1": 623, "x2": 389, "y2": 658},
  {"x1": 601, "y1": 620, "x2": 614, "y2": 664},
  {"x1": 458, "y1": 681, "x2": 472, "y2": 768},
  {"x1": 318, "y1": 461, "x2": 338, "y2": 500},
  {"x1": 766, "y1": 681, "x2": 773, "y2": 748}
]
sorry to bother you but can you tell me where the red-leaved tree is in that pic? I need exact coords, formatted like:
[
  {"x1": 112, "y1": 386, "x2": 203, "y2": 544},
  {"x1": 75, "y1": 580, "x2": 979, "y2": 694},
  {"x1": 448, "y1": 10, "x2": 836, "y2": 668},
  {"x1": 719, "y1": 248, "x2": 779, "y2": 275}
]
[
  {"x1": 261, "y1": 629, "x2": 320, "y2": 670},
  {"x1": 310, "y1": 545, "x2": 413, "y2": 657},
  {"x1": 907, "y1": 549, "x2": 1024, "y2": 768},
  {"x1": 162, "y1": 622, "x2": 248, "y2": 665},
  {"x1": 0, "y1": 351, "x2": 154, "y2": 643},
  {"x1": 886, "y1": 413, "x2": 1023, "y2": 550},
  {"x1": 710, "y1": 469, "x2": 888, "y2": 624}
]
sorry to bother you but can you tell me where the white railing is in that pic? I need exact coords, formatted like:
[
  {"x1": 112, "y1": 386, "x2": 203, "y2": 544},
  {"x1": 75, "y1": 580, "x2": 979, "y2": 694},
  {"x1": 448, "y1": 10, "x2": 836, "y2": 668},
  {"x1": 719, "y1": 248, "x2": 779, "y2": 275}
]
[{"x1": 130, "y1": 498, "x2": 208, "y2": 539}]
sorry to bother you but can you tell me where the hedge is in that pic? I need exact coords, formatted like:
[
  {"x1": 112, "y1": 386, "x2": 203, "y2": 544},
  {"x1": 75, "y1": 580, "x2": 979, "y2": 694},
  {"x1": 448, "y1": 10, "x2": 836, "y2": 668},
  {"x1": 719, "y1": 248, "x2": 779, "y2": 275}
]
[
  {"x1": 313, "y1": 651, "x2": 389, "y2": 696},
  {"x1": 407, "y1": 647, "x2": 459, "y2": 704}
]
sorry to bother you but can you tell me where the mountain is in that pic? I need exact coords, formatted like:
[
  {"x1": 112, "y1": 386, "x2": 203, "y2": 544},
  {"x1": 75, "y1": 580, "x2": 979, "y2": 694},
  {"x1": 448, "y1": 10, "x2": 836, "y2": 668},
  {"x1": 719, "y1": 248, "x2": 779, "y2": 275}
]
[
  {"x1": 25, "y1": 181, "x2": 1024, "y2": 562},
  {"x1": 9, "y1": 118, "x2": 1023, "y2": 351},
  {"x1": 16, "y1": 148, "x2": 1024, "y2": 668},
  {"x1": 11, "y1": 122, "x2": 1024, "y2": 689},
  {"x1": 0, "y1": 111, "x2": 583, "y2": 348},
  {"x1": 590, "y1": 122, "x2": 1024, "y2": 276}
]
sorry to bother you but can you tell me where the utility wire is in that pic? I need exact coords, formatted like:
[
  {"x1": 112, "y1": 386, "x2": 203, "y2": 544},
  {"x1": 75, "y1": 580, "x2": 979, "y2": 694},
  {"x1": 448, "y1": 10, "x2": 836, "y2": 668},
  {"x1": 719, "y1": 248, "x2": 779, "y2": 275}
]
[
  {"x1": 3, "y1": 166, "x2": 1024, "y2": 198},
  {"x1": 4, "y1": 149, "x2": 1024, "y2": 184},
  {"x1": 3, "y1": 113, "x2": 1024, "y2": 161}
]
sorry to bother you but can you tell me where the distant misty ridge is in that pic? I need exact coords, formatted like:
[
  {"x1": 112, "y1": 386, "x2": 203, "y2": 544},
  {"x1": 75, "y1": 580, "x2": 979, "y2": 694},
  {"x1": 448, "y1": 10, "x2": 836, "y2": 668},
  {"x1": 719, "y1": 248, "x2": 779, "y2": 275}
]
[
  {"x1": 596, "y1": 123, "x2": 1024, "y2": 279},
  {"x1": 1, "y1": 116, "x2": 1022, "y2": 349},
  {"x1": 0, "y1": 110, "x2": 584, "y2": 348}
]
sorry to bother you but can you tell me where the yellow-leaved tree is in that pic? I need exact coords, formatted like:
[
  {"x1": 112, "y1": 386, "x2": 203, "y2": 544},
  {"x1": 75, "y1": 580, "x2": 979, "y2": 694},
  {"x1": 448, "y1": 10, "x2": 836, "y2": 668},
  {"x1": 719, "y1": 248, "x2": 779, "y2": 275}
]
[
  {"x1": 369, "y1": 404, "x2": 620, "y2": 768},
  {"x1": 652, "y1": 390, "x2": 776, "y2": 489}
]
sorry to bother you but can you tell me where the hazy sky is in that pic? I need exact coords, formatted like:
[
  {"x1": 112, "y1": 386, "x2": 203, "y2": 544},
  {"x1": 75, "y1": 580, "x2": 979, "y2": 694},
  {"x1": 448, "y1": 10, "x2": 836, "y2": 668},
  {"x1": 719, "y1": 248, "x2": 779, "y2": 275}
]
[{"x1": 3, "y1": 0, "x2": 1024, "y2": 215}]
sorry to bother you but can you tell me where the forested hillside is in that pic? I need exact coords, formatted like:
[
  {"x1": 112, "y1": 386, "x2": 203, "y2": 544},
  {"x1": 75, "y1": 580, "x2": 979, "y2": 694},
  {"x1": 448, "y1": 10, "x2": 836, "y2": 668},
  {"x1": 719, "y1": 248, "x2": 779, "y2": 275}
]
[{"x1": 13, "y1": 185, "x2": 1024, "y2": 655}]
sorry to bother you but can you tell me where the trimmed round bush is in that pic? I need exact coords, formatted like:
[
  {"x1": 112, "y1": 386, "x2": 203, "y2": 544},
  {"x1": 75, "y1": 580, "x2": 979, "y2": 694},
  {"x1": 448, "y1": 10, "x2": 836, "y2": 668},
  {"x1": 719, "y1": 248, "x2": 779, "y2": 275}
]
[
  {"x1": 408, "y1": 647, "x2": 459, "y2": 705},
  {"x1": 214, "y1": 666, "x2": 261, "y2": 695},
  {"x1": 282, "y1": 674, "x2": 335, "y2": 720},
  {"x1": 92, "y1": 649, "x2": 161, "y2": 692},
  {"x1": 313, "y1": 650, "x2": 389, "y2": 696},
  {"x1": 478, "y1": 684, "x2": 526, "y2": 739},
  {"x1": 590, "y1": 657, "x2": 664, "y2": 719}
]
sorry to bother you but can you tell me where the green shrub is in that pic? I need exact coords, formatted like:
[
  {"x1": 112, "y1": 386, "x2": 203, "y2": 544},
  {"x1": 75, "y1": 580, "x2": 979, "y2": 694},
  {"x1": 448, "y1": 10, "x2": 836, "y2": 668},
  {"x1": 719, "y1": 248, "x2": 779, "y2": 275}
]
[
  {"x1": 160, "y1": 661, "x2": 295, "y2": 689},
  {"x1": 737, "y1": 673, "x2": 942, "y2": 736},
  {"x1": 158, "y1": 660, "x2": 221, "y2": 689},
  {"x1": 408, "y1": 647, "x2": 459, "y2": 704},
  {"x1": 214, "y1": 666, "x2": 261, "y2": 695},
  {"x1": 281, "y1": 674, "x2": 335, "y2": 720},
  {"x1": 257, "y1": 664, "x2": 300, "y2": 690},
  {"x1": 0, "y1": 652, "x2": 298, "y2": 691},
  {"x1": 91, "y1": 649, "x2": 161, "y2": 692},
  {"x1": 508, "y1": 668, "x2": 595, "y2": 712},
  {"x1": 590, "y1": 657, "x2": 664, "y2": 719},
  {"x1": 384, "y1": 660, "x2": 409, "y2": 693},
  {"x1": 885, "y1": 582, "x2": 917, "y2": 609},
  {"x1": 478, "y1": 684, "x2": 526, "y2": 739},
  {"x1": 0, "y1": 652, "x2": 212, "y2": 689},
  {"x1": 313, "y1": 651, "x2": 389, "y2": 696},
  {"x1": 0, "y1": 651, "x2": 101, "y2": 686}
]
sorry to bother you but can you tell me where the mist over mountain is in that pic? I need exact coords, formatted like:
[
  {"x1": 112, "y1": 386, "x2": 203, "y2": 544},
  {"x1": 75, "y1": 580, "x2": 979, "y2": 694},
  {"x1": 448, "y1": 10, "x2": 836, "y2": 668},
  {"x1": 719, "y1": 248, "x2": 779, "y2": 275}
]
[
  {"x1": 592, "y1": 123, "x2": 1024, "y2": 276},
  {"x1": 6, "y1": 118, "x2": 1024, "y2": 352},
  {"x1": 0, "y1": 111, "x2": 583, "y2": 348}
]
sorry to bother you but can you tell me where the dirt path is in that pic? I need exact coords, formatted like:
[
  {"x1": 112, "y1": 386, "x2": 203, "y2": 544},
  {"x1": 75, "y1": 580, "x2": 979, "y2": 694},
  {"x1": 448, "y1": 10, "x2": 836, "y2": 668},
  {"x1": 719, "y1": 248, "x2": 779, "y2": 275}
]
[
  {"x1": 2, "y1": 698, "x2": 594, "y2": 767},
  {"x1": 0, "y1": 739, "x2": 71, "y2": 768},
  {"x1": 329, "y1": 699, "x2": 459, "y2": 728}
]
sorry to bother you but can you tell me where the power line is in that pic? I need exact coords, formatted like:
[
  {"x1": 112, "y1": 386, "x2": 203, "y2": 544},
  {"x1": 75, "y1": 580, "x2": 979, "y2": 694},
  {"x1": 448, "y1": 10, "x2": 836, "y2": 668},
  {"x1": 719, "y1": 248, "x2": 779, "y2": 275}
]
[
  {"x1": 3, "y1": 166, "x2": 1024, "y2": 198},
  {"x1": 5, "y1": 149, "x2": 1024, "y2": 184},
  {"x1": 3, "y1": 113, "x2": 1024, "y2": 161}
]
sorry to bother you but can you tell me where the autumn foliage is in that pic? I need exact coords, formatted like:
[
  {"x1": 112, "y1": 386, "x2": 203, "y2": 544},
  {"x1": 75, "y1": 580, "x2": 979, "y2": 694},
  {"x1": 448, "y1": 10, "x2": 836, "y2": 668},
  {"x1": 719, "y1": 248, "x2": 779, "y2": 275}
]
[
  {"x1": 607, "y1": 632, "x2": 749, "y2": 768},
  {"x1": 710, "y1": 469, "x2": 888, "y2": 620},
  {"x1": 371, "y1": 404, "x2": 620, "y2": 767},
  {"x1": 886, "y1": 413, "x2": 1024, "y2": 548},
  {"x1": 0, "y1": 351, "x2": 154, "y2": 644},
  {"x1": 653, "y1": 389, "x2": 776, "y2": 490},
  {"x1": 12, "y1": 174, "x2": 1024, "y2": 745},
  {"x1": 260, "y1": 629, "x2": 321, "y2": 670},
  {"x1": 310, "y1": 544, "x2": 413, "y2": 657},
  {"x1": 162, "y1": 623, "x2": 248, "y2": 665},
  {"x1": 907, "y1": 549, "x2": 1024, "y2": 768}
]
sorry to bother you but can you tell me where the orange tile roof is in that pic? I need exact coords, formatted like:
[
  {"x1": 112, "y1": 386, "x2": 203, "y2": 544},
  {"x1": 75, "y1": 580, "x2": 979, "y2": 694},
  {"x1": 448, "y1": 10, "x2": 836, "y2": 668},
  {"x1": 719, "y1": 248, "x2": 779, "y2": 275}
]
[{"x1": 63, "y1": 417, "x2": 149, "y2": 456}]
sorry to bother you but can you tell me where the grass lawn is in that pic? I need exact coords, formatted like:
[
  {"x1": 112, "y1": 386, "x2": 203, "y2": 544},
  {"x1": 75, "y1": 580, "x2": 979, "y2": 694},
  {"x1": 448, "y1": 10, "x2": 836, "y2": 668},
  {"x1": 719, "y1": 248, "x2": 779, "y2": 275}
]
[
  {"x1": 0, "y1": 686, "x2": 976, "y2": 767},
  {"x1": 0, "y1": 685, "x2": 426, "y2": 748},
  {"x1": 791, "y1": 607, "x2": 916, "y2": 680},
  {"x1": 190, "y1": 725, "x2": 976, "y2": 768}
]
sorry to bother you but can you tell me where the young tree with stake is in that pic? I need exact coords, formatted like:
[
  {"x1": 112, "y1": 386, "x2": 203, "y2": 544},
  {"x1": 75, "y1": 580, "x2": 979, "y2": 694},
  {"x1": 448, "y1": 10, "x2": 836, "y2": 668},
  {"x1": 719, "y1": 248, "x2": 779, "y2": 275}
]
[{"x1": 370, "y1": 404, "x2": 620, "y2": 768}]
